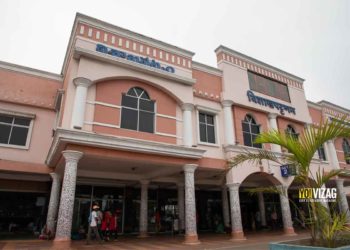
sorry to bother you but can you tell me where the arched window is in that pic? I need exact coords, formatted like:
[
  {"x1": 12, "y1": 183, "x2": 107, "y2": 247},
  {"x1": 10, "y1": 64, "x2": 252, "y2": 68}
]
[
  {"x1": 342, "y1": 139, "x2": 350, "y2": 164},
  {"x1": 242, "y1": 114, "x2": 261, "y2": 148},
  {"x1": 120, "y1": 87, "x2": 155, "y2": 133},
  {"x1": 285, "y1": 125, "x2": 298, "y2": 140}
]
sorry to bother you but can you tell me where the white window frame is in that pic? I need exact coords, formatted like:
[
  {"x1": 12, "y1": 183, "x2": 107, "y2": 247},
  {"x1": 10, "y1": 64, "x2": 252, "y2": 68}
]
[
  {"x1": 195, "y1": 105, "x2": 220, "y2": 147},
  {"x1": 119, "y1": 87, "x2": 156, "y2": 133},
  {"x1": 0, "y1": 109, "x2": 35, "y2": 150}
]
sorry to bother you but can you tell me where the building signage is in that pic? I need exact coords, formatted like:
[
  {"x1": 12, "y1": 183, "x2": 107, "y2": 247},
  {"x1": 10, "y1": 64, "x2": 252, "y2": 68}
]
[
  {"x1": 280, "y1": 164, "x2": 297, "y2": 177},
  {"x1": 96, "y1": 44, "x2": 175, "y2": 74},
  {"x1": 247, "y1": 90, "x2": 296, "y2": 115}
]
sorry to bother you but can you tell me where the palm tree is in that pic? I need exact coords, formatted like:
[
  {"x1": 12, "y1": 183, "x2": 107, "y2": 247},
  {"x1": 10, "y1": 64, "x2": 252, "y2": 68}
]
[{"x1": 228, "y1": 116, "x2": 350, "y2": 246}]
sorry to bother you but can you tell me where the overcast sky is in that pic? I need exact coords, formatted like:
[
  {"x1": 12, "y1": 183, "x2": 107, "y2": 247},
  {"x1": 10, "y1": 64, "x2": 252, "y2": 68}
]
[{"x1": 0, "y1": 0, "x2": 349, "y2": 109}]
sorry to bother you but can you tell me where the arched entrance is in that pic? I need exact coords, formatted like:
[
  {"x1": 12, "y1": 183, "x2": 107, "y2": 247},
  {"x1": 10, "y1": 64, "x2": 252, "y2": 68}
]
[{"x1": 239, "y1": 172, "x2": 282, "y2": 233}]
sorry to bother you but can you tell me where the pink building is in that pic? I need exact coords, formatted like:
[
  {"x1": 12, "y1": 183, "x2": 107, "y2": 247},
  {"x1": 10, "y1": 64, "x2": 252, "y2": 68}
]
[{"x1": 0, "y1": 13, "x2": 349, "y2": 244}]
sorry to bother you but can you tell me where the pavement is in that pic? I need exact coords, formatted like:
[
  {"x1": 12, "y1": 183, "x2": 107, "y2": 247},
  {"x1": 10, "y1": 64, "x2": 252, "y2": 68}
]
[{"x1": 0, "y1": 230, "x2": 309, "y2": 250}]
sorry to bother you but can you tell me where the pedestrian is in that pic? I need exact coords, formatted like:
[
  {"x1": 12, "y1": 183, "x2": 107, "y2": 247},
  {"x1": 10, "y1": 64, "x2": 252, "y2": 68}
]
[
  {"x1": 86, "y1": 205, "x2": 103, "y2": 245},
  {"x1": 271, "y1": 210, "x2": 278, "y2": 231}
]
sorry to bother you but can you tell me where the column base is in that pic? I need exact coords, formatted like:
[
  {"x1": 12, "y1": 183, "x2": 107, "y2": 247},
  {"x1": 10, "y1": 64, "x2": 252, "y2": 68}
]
[
  {"x1": 138, "y1": 231, "x2": 149, "y2": 238},
  {"x1": 183, "y1": 233, "x2": 200, "y2": 245},
  {"x1": 53, "y1": 237, "x2": 72, "y2": 249},
  {"x1": 283, "y1": 227, "x2": 297, "y2": 236},
  {"x1": 230, "y1": 230, "x2": 246, "y2": 241}
]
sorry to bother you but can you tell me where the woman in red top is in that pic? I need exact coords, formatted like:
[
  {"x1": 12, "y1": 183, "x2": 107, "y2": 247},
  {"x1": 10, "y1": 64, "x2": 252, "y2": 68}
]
[{"x1": 101, "y1": 209, "x2": 112, "y2": 241}]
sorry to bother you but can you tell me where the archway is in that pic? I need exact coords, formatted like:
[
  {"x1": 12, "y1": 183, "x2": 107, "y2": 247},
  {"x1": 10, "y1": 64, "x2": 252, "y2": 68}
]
[{"x1": 239, "y1": 172, "x2": 282, "y2": 233}]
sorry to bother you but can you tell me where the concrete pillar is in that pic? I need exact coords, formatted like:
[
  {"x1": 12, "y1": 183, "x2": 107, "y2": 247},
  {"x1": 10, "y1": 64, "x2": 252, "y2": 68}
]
[
  {"x1": 183, "y1": 164, "x2": 200, "y2": 244},
  {"x1": 222, "y1": 186, "x2": 230, "y2": 228},
  {"x1": 326, "y1": 140, "x2": 340, "y2": 169},
  {"x1": 268, "y1": 113, "x2": 281, "y2": 153},
  {"x1": 222, "y1": 100, "x2": 235, "y2": 145},
  {"x1": 277, "y1": 185, "x2": 296, "y2": 235},
  {"x1": 54, "y1": 151, "x2": 83, "y2": 241},
  {"x1": 71, "y1": 77, "x2": 93, "y2": 129},
  {"x1": 46, "y1": 173, "x2": 61, "y2": 234},
  {"x1": 257, "y1": 192, "x2": 267, "y2": 227},
  {"x1": 336, "y1": 179, "x2": 350, "y2": 223},
  {"x1": 227, "y1": 183, "x2": 246, "y2": 240},
  {"x1": 139, "y1": 180, "x2": 149, "y2": 237},
  {"x1": 177, "y1": 183, "x2": 185, "y2": 232},
  {"x1": 181, "y1": 103, "x2": 194, "y2": 147}
]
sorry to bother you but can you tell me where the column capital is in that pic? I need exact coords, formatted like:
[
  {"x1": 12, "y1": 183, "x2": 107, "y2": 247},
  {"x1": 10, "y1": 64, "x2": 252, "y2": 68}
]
[
  {"x1": 227, "y1": 182, "x2": 240, "y2": 190},
  {"x1": 140, "y1": 179, "x2": 150, "y2": 185},
  {"x1": 181, "y1": 103, "x2": 194, "y2": 111},
  {"x1": 62, "y1": 150, "x2": 83, "y2": 162},
  {"x1": 49, "y1": 172, "x2": 61, "y2": 181},
  {"x1": 268, "y1": 113, "x2": 278, "y2": 119},
  {"x1": 73, "y1": 77, "x2": 94, "y2": 88},
  {"x1": 221, "y1": 100, "x2": 234, "y2": 107},
  {"x1": 183, "y1": 164, "x2": 198, "y2": 173}
]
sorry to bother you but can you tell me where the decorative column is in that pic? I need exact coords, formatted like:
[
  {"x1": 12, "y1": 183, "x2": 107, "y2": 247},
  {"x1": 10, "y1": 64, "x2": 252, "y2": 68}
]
[
  {"x1": 222, "y1": 185, "x2": 230, "y2": 228},
  {"x1": 227, "y1": 183, "x2": 245, "y2": 240},
  {"x1": 139, "y1": 180, "x2": 149, "y2": 237},
  {"x1": 326, "y1": 140, "x2": 340, "y2": 169},
  {"x1": 268, "y1": 113, "x2": 281, "y2": 153},
  {"x1": 181, "y1": 103, "x2": 194, "y2": 147},
  {"x1": 277, "y1": 185, "x2": 296, "y2": 235},
  {"x1": 335, "y1": 179, "x2": 350, "y2": 223},
  {"x1": 71, "y1": 77, "x2": 93, "y2": 129},
  {"x1": 177, "y1": 183, "x2": 185, "y2": 233},
  {"x1": 222, "y1": 100, "x2": 235, "y2": 145},
  {"x1": 257, "y1": 192, "x2": 267, "y2": 227},
  {"x1": 46, "y1": 173, "x2": 61, "y2": 234},
  {"x1": 183, "y1": 164, "x2": 200, "y2": 244},
  {"x1": 54, "y1": 151, "x2": 83, "y2": 241}
]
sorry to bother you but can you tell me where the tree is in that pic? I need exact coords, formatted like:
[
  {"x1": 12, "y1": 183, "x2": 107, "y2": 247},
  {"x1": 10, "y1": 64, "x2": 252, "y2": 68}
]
[{"x1": 228, "y1": 116, "x2": 350, "y2": 246}]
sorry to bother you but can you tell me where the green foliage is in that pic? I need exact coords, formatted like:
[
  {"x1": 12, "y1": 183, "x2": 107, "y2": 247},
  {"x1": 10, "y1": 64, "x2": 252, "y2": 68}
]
[{"x1": 228, "y1": 116, "x2": 350, "y2": 246}]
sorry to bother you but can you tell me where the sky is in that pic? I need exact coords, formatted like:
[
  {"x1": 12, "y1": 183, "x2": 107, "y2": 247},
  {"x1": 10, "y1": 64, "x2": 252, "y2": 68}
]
[{"x1": 0, "y1": 0, "x2": 349, "y2": 109}]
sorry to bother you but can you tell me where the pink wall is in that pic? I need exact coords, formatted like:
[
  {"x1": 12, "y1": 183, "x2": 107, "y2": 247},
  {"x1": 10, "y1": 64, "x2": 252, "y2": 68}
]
[
  {"x1": 93, "y1": 79, "x2": 177, "y2": 144},
  {"x1": 192, "y1": 68, "x2": 222, "y2": 102},
  {"x1": 0, "y1": 102, "x2": 56, "y2": 170}
]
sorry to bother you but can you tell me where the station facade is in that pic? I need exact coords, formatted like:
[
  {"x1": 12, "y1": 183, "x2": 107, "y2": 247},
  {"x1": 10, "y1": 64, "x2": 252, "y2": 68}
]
[{"x1": 0, "y1": 13, "x2": 349, "y2": 244}]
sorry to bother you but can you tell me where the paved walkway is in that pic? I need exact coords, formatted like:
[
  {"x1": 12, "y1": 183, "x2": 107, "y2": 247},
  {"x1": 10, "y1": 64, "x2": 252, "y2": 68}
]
[{"x1": 0, "y1": 231, "x2": 309, "y2": 250}]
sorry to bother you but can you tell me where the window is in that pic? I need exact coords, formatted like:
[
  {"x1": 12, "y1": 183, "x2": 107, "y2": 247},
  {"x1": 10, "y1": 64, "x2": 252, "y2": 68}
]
[
  {"x1": 342, "y1": 139, "x2": 350, "y2": 164},
  {"x1": 248, "y1": 71, "x2": 290, "y2": 102},
  {"x1": 120, "y1": 87, "x2": 155, "y2": 133},
  {"x1": 285, "y1": 125, "x2": 298, "y2": 140},
  {"x1": 317, "y1": 144, "x2": 327, "y2": 161},
  {"x1": 199, "y1": 113, "x2": 216, "y2": 144},
  {"x1": 0, "y1": 114, "x2": 32, "y2": 147},
  {"x1": 242, "y1": 115, "x2": 261, "y2": 148}
]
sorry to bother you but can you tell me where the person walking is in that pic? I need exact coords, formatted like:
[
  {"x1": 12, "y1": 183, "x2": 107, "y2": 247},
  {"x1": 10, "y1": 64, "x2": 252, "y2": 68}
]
[{"x1": 86, "y1": 205, "x2": 103, "y2": 245}]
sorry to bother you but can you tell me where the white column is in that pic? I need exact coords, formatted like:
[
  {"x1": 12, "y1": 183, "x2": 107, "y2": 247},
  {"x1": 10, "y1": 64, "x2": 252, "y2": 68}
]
[
  {"x1": 227, "y1": 183, "x2": 245, "y2": 240},
  {"x1": 46, "y1": 173, "x2": 61, "y2": 233},
  {"x1": 222, "y1": 100, "x2": 235, "y2": 145},
  {"x1": 257, "y1": 192, "x2": 267, "y2": 227},
  {"x1": 139, "y1": 180, "x2": 149, "y2": 237},
  {"x1": 71, "y1": 77, "x2": 93, "y2": 129},
  {"x1": 177, "y1": 183, "x2": 185, "y2": 232},
  {"x1": 183, "y1": 164, "x2": 200, "y2": 244},
  {"x1": 222, "y1": 186, "x2": 230, "y2": 228},
  {"x1": 268, "y1": 113, "x2": 281, "y2": 153},
  {"x1": 55, "y1": 151, "x2": 83, "y2": 241},
  {"x1": 181, "y1": 103, "x2": 194, "y2": 147},
  {"x1": 326, "y1": 140, "x2": 340, "y2": 169},
  {"x1": 277, "y1": 185, "x2": 295, "y2": 235},
  {"x1": 335, "y1": 179, "x2": 350, "y2": 223}
]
